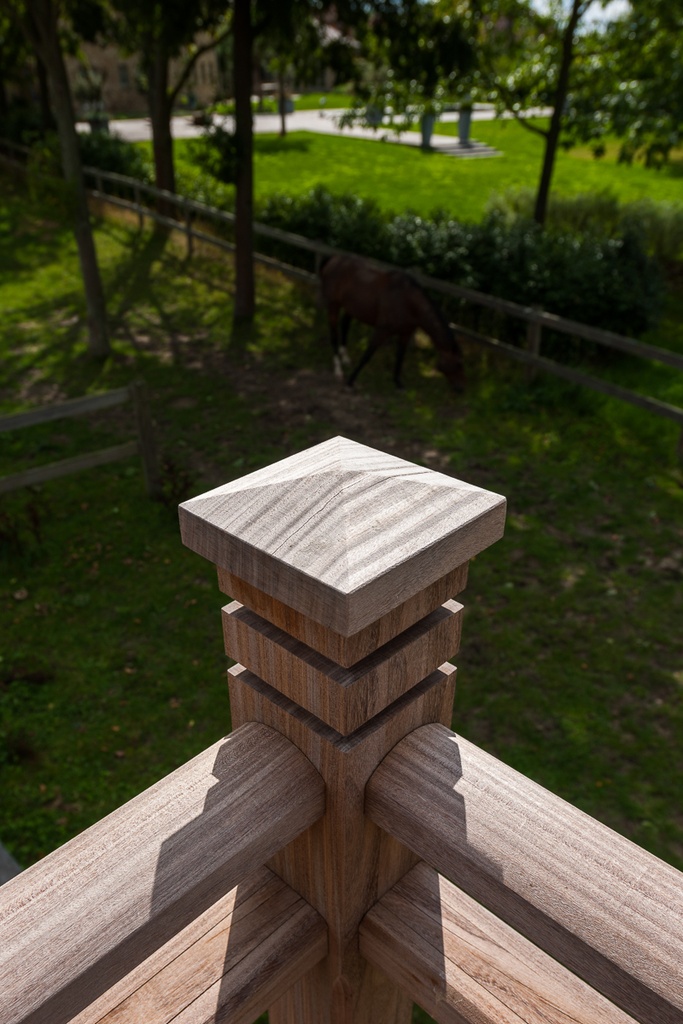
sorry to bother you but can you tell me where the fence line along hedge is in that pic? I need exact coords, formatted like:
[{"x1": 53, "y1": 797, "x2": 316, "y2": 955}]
[
  {"x1": 258, "y1": 186, "x2": 663, "y2": 344},
  {"x1": 9, "y1": 123, "x2": 666, "y2": 346}
]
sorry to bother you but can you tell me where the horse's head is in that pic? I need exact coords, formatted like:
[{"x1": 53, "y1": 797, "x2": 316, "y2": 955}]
[{"x1": 435, "y1": 332, "x2": 466, "y2": 392}]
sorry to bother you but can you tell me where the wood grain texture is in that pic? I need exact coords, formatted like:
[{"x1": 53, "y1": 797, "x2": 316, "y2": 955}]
[
  {"x1": 366, "y1": 724, "x2": 683, "y2": 1024},
  {"x1": 217, "y1": 562, "x2": 469, "y2": 666},
  {"x1": 0, "y1": 723, "x2": 324, "y2": 1024},
  {"x1": 223, "y1": 599, "x2": 462, "y2": 734},
  {"x1": 228, "y1": 662, "x2": 457, "y2": 1024},
  {"x1": 361, "y1": 862, "x2": 639, "y2": 1024},
  {"x1": 72, "y1": 867, "x2": 327, "y2": 1024},
  {"x1": 180, "y1": 436, "x2": 505, "y2": 635}
]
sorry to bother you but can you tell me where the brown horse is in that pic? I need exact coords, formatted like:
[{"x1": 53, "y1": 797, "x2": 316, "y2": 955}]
[{"x1": 319, "y1": 254, "x2": 465, "y2": 390}]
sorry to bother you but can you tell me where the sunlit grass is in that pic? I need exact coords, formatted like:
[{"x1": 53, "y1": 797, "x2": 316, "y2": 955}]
[{"x1": 171, "y1": 116, "x2": 683, "y2": 222}]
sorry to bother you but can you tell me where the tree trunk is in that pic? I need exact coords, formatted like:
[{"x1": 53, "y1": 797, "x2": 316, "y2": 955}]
[
  {"x1": 36, "y1": 54, "x2": 54, "y2": 133},
  {"x1": 148, "y1": 39, "x2": 175, "y2": 210},
  {"x1": 233, "y1": 0, "x2": 255, "y2": 323},
  {"x1": 33, "y1": 3, "x2": 110, "y2": 357},
  {"x1": 533, "y1": 0, "x2": 584, "y2": 226},
  {"x1": 278, "y1": 65, "x2": 287, "y2": 137}
]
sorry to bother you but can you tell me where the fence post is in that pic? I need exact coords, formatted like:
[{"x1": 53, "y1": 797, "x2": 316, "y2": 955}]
[
  {"x1": 526, "y1": 310, "x2": 542, "y2": 382},
  {"x1": 129, "y1": 379, "x2": 162, "y2": 499},
  {"x1": 134, "y1": 184, "x2": 144, "y2": 230},
  {"x1": 184, "y1": 200, "x2": 194, "y2": 257},
  {"x1": 179, "y1": 436, "x2": 506, "y2": 1024}
]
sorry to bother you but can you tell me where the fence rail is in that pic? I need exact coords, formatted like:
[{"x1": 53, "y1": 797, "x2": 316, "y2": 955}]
[{"x1": 0, "y1": 380, "x2": 161, "y2": 498}]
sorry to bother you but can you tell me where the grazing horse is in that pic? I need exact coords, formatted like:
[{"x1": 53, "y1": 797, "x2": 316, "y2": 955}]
[{"x1": 319, "y1": 254, "x2": 465, "y2": 391}]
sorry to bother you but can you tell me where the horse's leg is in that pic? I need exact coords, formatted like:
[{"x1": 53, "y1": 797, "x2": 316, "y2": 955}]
[
  {"x1": 393, "y1": 333, "x2": 410, "y2": 389},
  {"x1": 339, "y1": 311, "x2": 352, "y2": 367},
  {"x1": 347, "y1": 327, "x2": 389, "y2": 388},
  {"x1": 327, "y1": 304, "x2": 344, "y2": 380}
]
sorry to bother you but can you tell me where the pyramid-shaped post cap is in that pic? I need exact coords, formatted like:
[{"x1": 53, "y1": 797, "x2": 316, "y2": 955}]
[{"x1": 179, "y1": 437, "x2": 506, "y2": 636}]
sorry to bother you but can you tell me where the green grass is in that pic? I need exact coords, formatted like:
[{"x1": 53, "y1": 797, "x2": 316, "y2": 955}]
[
  {"x1": 1, "y1": 180, "x2": 683, "y2": 1023},
  {"x1": 292, "y1": 90, "x2": 355, "y2": 110},
  {"x1": 174, "y1": 118, "x2": 683, "y2": 221}
]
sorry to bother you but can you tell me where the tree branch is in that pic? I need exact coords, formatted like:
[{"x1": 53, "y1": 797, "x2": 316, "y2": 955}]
[
  {"x1": 168, "y1": 19, "x2": 233, "y2": 107},
  {"x1": 509, "y1": 109, "x2": 549, "y2": 138}
]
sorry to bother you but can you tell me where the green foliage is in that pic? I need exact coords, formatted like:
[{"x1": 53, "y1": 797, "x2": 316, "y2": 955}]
[
  {"x1": 258, "y1": 186, "x2": 663, "y2": 339},
  {"x1": 0, "y1": 103, "x2": 45, "y2": 147},
  {"x1": 621, "y1": 201, "x2": 683, "y2": 267},
  {"x1": 260, "y1": 184, "x2": 389, "y2": 258},
  {"x1": 564, "y1": 0, "x2": 683, "y2": 168},
  {"x1": 488, "y1": 188, "x2": 683, "y2": 266},
  {"x1": 344, "y1": 0, "x2": 477, "y2": 128},
  {"x1": 78, "y1": 130, "x2": 153, "y2": 181},
  {"x1": 187, "y1": 124, "x2": 238, "y2": 184},
  {"x1": 24, "y1": 134, "x2": 74, "y2": 216}
]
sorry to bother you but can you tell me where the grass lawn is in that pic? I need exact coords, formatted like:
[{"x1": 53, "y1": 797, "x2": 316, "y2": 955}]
[
  {"x1": 174, "y1": 118, "x2": 683, "y2": 222},
  {"x1": 1, "y1": 179, "x2": 683, "y2": 1021},
  {"x1": 293, "y1": 90, "x2": 355, "y2": 110}
]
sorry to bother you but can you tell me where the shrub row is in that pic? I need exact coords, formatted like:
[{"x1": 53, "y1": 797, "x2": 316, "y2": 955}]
[
  {"x1": 488, "y1": 188, "x2": 683, "y2": 268},
  {"x1": 258, "y1": 186, "x2": 663, "y2": 340},
  {"x1": 23, "y1": 125, "x2": 664, "y2": 343}
]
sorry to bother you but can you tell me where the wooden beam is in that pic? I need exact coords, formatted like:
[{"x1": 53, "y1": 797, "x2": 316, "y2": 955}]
[
  {"x1": 72, "y1": 866, "x2": 327, "y2": 1024},
  {"x1": 0, "y1": 723, "x2": 324, "y2": 1024},
  {"x1": 452, "y1": 324, "x2": 683, "y2": 427},
  {"x1": 0, "y1": 441, "x2": 139, "y2": 494},
  {"x1": 360, "y1": 862, "x2": 639, "y2": 1024},
  {"x1": 0, "y1": 388, "x2": 130, "y2": 432},
  {"x1": 366, "y1": 724, "x2": 683, "y2": 1024}
]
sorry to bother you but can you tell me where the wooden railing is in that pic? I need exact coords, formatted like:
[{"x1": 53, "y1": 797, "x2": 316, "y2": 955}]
[
  {"x1": 0, "y1": 380, "x2": 161, "y2": 499},
  {"x1": 1, "y1": 436, "x2": 682, "y2": 1024},
  {"x1": 1, "y1": 136, "x2": 682, "y2": 451}
]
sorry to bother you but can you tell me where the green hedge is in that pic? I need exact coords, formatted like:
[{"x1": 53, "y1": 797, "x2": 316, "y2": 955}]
[{"x1": 258, "y1": 186, "x2": 663, "y2": 342}]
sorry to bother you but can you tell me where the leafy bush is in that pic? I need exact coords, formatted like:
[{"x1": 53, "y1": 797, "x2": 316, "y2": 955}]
[
  {"x1": 0, "y1": 103, "x2": 45, "y2": 147},
  {"x1": 78, "y1": 130, "x2": 152, "y2": 182},
  {"x1": 620, "y1": 200, "x2": 683, "y2": 266},
  {"x1": 488, "y1": 188, "x2": 683, "y2": 266},
  {"x1": 188, "y1": 124, "x2": 238, "y2": 184},
  {"x1": 175, "y1": 167, "x2": 235, "y2": 210},
  {"x1": 255, "y1": 187, "x2": 663, "y2": 341},
  {"x1": 259, "y1": 185, "x2": 389, "y2": 259}
]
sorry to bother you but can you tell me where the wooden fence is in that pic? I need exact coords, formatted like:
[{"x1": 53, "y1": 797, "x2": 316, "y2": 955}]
[
  {"x1": 1, "y1": 136, "x2": 682, "y2": 453},
  {"x1": 67, "y1": 170, "x2": 683, "y2": 457},
  {"x1": 0, "y1": 380, "x2": 161, "y2": 499},
  {"x1": 1, "y1": 437, "x2": 682, "y2": 1024}
]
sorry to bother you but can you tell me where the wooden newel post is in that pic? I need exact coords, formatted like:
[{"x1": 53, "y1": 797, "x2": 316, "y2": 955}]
[{"x1": 179, "y1": 436, "x2": 506, "y2": 1024}]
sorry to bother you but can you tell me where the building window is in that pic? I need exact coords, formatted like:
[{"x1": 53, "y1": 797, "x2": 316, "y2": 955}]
[{"x1": 118, "y1": 64, "x2": 130, "y2": 88}]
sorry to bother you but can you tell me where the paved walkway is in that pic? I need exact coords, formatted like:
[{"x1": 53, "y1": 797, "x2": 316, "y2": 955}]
[{"x1": 83, "y1": 105, "x2": 548, "y2": 159}]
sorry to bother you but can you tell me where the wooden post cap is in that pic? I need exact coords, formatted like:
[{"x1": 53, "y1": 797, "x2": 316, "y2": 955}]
[{"x1": 179, "y1": 437, "x2": 506, "y2": 636}]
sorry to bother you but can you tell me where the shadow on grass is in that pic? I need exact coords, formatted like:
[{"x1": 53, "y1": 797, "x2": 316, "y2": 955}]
[{"x1": 254, "y1": 136, "x2": 311, "y2": 156}]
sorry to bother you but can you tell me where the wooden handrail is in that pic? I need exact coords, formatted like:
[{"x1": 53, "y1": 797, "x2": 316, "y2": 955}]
[
  {"x1": 71, "y1": 867, "x2": 327, "y2": 1024},
  {"x1": 0, "y1": 723, "x2": 325, "y2": 1024},
  {"x1": 360, "y1": 862, "x2": 638, "y2": 1024},
  {"x1": 365, "y1": 724, "x2": 683, "y2": 1024}
]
